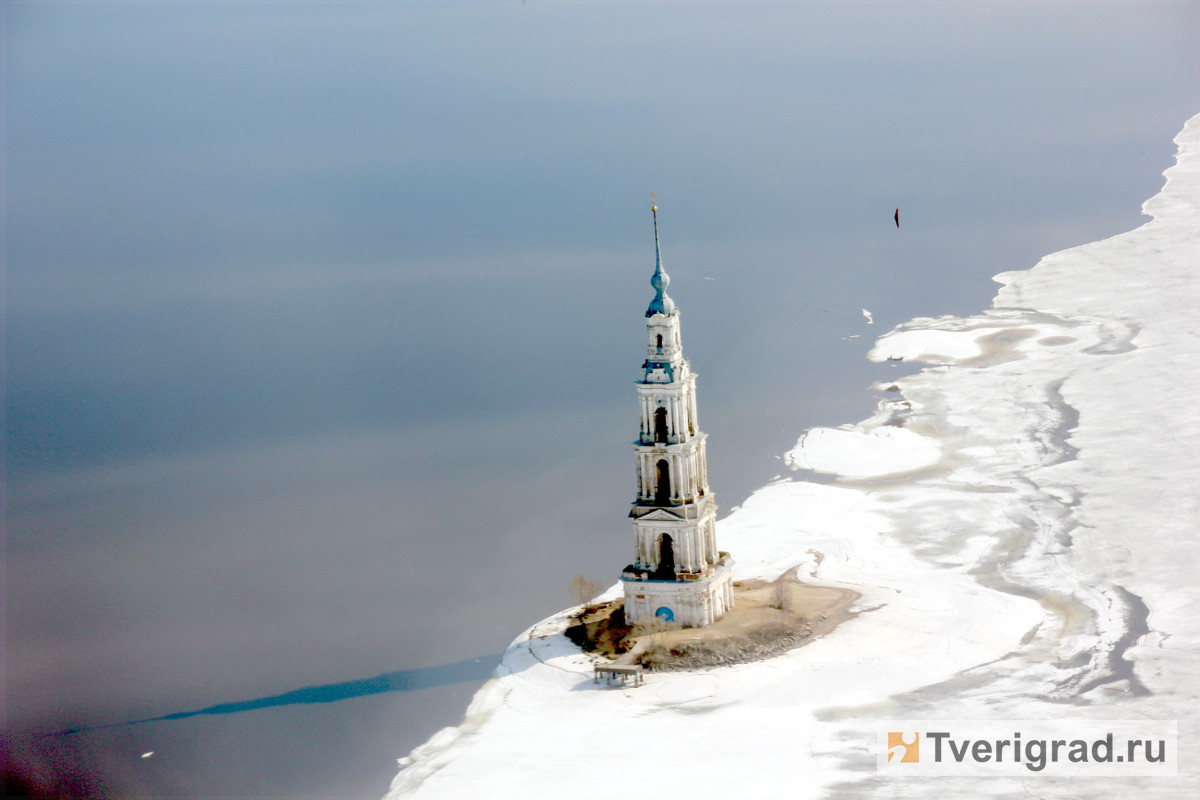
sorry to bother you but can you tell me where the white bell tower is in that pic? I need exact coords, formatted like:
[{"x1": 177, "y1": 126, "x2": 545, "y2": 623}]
[{"x1": 620, "y1": 202, "x2": 734, "y2": 628}]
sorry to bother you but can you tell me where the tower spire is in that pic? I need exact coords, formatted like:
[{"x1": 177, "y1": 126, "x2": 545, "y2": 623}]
[{"x1": 646, "y1": 194, "x2": 675, "y2": 317}]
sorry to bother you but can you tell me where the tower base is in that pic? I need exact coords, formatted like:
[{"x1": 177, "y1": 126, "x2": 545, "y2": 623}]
[{"x1": 621, "y1": 555, "x2": 733, "y2": 628}]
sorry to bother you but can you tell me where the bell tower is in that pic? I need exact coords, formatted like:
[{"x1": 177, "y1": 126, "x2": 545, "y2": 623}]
[{"x1": 620, "y1": 201, "x2": 734, "y2": 628}]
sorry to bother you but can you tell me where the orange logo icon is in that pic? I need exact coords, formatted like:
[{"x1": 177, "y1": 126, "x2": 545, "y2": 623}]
[{"x1": 887, "y1": 732, "x2": 920, "y2": 763}]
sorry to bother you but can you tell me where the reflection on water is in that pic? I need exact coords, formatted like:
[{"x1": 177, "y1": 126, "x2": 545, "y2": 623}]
[
  {"x1": 52, "y1": 655, "x2": 503, "y2": 736},
  {"x1": 9, "y1": 680, "x2": 492, "y2": 800}
]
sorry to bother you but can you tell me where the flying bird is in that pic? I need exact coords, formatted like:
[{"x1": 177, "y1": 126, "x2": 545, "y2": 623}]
[{"x1": 894, "y1": 208, "x2": 900, "y2": 228}]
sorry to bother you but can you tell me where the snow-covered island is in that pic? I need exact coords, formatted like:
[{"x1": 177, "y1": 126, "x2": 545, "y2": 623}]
[{"x1": 384, "y1": 114, "x2": 1199, "y2": 799}]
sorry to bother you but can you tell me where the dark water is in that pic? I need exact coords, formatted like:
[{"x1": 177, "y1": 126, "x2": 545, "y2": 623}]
[{"x1": 5, "y1": 2, "x2": 1196, "y2": 797}]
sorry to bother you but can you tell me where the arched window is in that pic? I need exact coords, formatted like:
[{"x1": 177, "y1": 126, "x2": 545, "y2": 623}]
[
  {"x1": 654, "y1": 534, "x2": 675, "y2": 579},
  {"x1": 655, "y1": 333, "x2": 663, "y2": 352},
  {"x1": 655, "y1": 459, "x2": 671, "y2": 504},
  {"x1": 654, "y1": 407, "x2": 668, "y2": 443}
]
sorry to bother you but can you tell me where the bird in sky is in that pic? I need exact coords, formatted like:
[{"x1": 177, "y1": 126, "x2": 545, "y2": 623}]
[{"x1": 894, "y1": 208, "x2": 900, "y2": 228}]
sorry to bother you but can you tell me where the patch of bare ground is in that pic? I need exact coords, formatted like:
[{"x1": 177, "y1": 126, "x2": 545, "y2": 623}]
[{"x1": 565, "y1": 567, "x2": 861, "y2": 672}]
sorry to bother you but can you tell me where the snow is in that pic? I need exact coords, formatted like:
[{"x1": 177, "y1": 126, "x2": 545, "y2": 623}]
[
  {"x1": 383, "y1": 113, "x2": 1200, "y2": 799},
  {"x1": 785, "y1": 426, "x2": 942, "y2": 478}
]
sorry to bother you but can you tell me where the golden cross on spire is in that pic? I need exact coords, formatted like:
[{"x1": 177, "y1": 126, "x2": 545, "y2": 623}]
[{"x1": 650, "y1": 191, "x2": 657, "y2": 212}]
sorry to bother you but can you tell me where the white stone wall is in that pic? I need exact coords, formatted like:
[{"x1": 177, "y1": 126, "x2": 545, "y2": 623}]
[
  {"x1": 645, "y1": 311, "x2": 683, "y2": 362},
  {"x1": 631, "y1": 496, "x2": 719, "y2": 574},
  {"x1": 636, "y1": 375, "x2": 697, "y2": 446},
  {"x1": 633, "y1": 437, "x2": 709, "y2": 504},
  {"x1": 622, "y1": 560, "x2": 733, "y2": 628}
]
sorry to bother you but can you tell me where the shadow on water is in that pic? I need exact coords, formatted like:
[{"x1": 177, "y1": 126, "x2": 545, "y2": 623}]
[{"x1": 49, "y1": 654, "x2": 504, "y2": 737}]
